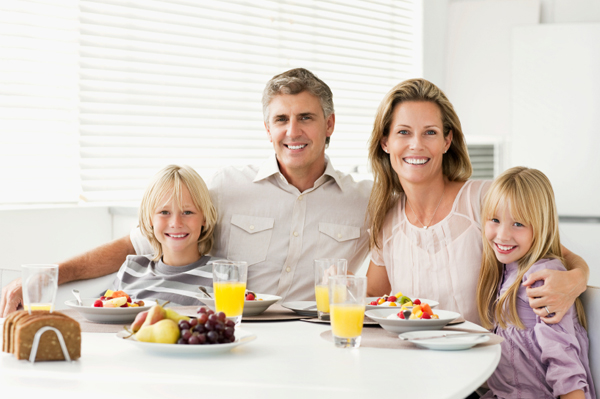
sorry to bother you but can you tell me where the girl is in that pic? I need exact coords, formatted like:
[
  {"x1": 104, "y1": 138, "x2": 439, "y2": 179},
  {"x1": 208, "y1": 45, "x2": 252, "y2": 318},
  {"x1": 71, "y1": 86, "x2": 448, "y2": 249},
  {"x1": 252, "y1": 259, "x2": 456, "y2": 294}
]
[
  {"x1": 111, "y1": 164, "x2": 218, "y2": 306},
  {"x1": 477, "y1": 167, "x2": 595, "y2": 399}
]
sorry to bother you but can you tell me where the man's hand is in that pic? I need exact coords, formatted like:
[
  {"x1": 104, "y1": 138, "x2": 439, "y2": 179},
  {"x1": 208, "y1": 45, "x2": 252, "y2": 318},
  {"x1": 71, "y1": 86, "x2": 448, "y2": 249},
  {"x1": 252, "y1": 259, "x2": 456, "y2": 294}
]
[
  {"x1": 0, "y1": 277, "x2": 23, "y2": 317},
  {"x1": 523, "y1": 268, "x2": 584, "y2": 324}
]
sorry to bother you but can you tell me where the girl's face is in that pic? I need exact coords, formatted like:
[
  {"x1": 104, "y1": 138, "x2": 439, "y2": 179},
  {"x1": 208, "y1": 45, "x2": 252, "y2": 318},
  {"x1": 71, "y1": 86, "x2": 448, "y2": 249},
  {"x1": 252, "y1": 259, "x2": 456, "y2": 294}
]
[
  {"x1": 485, "y1": 201, "x2": 534, "y2": 265},
  {"x1": 152, "y1": 184, "x2": 205, "y2": 266},
  {"x1": 380, "y1": 101, "x2": 451, "y2": 187}
]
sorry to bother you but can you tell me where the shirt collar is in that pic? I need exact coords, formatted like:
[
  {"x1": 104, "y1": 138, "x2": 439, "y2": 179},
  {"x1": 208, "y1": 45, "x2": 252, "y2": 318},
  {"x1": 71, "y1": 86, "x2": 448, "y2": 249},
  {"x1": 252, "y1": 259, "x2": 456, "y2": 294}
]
[{"x1": 253, "y1": 153, "x2": 344, "y2": 192}]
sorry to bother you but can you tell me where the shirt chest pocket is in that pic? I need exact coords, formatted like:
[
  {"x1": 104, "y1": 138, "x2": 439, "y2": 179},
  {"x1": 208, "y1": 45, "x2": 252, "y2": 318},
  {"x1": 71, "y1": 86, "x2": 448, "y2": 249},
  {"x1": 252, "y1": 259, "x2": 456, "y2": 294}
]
[
  {"x1": 316, "y1": 222, "x2": 361, "y2": 259},
  {"x1": 227, "y1": 214, "x2": 274, "y2": 266}
]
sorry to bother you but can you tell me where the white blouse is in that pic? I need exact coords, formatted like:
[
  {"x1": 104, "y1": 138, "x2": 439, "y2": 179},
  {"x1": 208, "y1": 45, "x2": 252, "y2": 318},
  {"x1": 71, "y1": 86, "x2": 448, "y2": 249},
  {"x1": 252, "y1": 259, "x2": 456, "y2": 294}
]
[{"x1": 371, "y1": 180, "x2": 491, "y2": 323}]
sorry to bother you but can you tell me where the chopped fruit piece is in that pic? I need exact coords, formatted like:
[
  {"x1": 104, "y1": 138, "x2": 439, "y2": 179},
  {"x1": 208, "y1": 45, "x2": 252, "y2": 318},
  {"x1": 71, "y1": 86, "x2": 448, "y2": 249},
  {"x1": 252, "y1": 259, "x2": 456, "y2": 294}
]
[
  {"x1": 100, "y1": 296, "x2": 106, "y2": 301},
  {"x1": 414, "y1": 309, "x2": 423, "y2": 318},
  {"x1": 421, "y1": 312, "x2": 431, "y2": 319},
  {"x1": 412, "y1": 305, "x2": 422, "y2": 314},
  {"x1": 370, "y1": 301, "x2": 378, "y2": 306},
  {"x1": 129, "y1": 303, "x2": 139, "y2": 307},
  {"x1": 431, "y1": 314, "x2": 439, "y2": 319},
  {"x1": 399, "y1": 295, "x2": 412, "y2": 305},
  {"x1": 111, "y1": 290, "x2": 132, "y2": 302},
  {"x1": 398, "y1": 311, "x2": 405, "y2": 319},
  {"x1": 93, "y1": 300, "x2": 103, "y2": 307},
  {"x1": 377, "y1": 298, "x2": 386, "y2": 305},
  {"x1": 135, "y1": 300, "x2": 145, "y2": 307},
  {"x1": 404, "y1": 301, "x2": 413, "y2": 307},
  {"x1": 421, "y1": 303, "x2": 433, "y2": 316},
  {"x1": 245, "y1": 292, "x2": 255, "y2": 301},
  {"x1": 103, "y1": 297, "x2": 127, "y2": 308},
  {"x1": 395, "y1": 291, "x2": 403, "y2": 298},
  {"x1": 387, "y1": 295, "x2": 397, "y2": 302},
  {"x1": 413, "y1": 298, "x2": 421, "y2": 305},
  {"x1": 120, "y1": 303, "x2": 128, "y2": 308},
  {"x1": 103, "y1": 289, "x2": 114, "y2": 298},
  {"x1": 389, "y1": 302, "x2": 397, "y2": 307}
]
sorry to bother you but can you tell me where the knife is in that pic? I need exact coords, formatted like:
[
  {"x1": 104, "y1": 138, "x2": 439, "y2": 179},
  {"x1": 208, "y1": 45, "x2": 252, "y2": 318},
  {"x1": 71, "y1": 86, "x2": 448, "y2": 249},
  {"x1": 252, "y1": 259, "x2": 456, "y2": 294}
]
[{"x1": 400, "y1": 332, "x2": 491, "y2": 341}]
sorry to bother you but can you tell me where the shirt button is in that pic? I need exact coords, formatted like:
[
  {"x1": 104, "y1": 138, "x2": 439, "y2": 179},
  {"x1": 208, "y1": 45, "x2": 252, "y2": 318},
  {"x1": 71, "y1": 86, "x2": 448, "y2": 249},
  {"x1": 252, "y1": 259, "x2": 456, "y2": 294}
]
[
  {"x1": 249, "y1": 225, "x2": 255, "y2": 230},
  {"x1": 293, "y1": 231, "x2": 299, "y2": 237},
  {"x1": 337, "y1": 233, "x2": 342, "y2": 239},
  {"x1": 298, "y1": 195, "x2": 303, "y2": 201},
  {"x1": 286, "y1": 267, "x2": 291, "y2": 272}
]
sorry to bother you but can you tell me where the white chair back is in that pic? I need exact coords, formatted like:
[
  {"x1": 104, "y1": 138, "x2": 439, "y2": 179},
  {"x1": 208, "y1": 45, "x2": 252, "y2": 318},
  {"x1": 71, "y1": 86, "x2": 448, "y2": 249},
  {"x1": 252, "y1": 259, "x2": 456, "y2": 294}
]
[{"x1": 582, "y1": 285, "x2": 600, "y2": 390}]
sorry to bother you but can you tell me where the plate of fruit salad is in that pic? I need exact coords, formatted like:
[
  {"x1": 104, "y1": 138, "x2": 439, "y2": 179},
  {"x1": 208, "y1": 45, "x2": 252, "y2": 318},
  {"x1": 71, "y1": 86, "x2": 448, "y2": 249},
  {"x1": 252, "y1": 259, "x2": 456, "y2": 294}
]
[
  {"x1": 117, "y1": 305, "x2": 256, "y2": 354},
  {"x1": 365, "y1": 307, "x2": 461, "y2": 334},
  {"x1": 64, "y1": 289, "x2": 155, "y2": 324},
  {"x1": 366, "y1": 292, "x2": 439, "y2": 311},
  {"x1": 196, "y1": 291, "x2": 281, "y2": 317}
]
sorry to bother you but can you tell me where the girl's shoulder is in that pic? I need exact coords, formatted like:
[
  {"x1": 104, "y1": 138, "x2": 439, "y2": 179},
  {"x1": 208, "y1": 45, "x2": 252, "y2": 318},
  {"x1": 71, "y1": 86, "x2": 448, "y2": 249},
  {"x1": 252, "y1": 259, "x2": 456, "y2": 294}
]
[
  {"x1": 453, "y1": 179, "x2": 492, "y2": 223},
  {"x1": 523, "y1": 258, "x2": 567, "y2": 281}
]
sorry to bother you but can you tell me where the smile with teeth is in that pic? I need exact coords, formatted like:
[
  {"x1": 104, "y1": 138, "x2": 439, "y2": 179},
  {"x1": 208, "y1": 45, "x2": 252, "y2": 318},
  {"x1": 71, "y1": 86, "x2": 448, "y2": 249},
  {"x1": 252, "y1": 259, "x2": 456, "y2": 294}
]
[
  {"x1": 404, "y1": 158, "x2": 429, "y2": 165},
  {"x1": 286, "y1": 144, "x2": 307, "y2": 150},
  {"x1": 495, "y1": 243, "x2": 516, "y2": 252},
  {"x1": 166, "y1": 233, "x2": 188, "y2": 238}
]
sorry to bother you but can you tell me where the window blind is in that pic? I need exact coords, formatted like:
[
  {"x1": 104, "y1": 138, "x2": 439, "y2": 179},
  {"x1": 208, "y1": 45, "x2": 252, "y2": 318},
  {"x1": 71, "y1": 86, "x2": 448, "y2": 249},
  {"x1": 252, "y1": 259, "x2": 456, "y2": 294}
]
[
  {"x1": 78, "y1": 0, "x2": 421, "y2": 202},
  {"x1": 0, "y1": 0, "x2": 80, "y2": 204}
]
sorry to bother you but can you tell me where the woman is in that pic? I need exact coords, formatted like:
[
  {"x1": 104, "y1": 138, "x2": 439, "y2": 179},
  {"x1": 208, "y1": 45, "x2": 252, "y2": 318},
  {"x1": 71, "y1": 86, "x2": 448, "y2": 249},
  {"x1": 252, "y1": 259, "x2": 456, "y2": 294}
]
[{"x1": 366, "y1": 78, "x2": 588, "y2": 324}]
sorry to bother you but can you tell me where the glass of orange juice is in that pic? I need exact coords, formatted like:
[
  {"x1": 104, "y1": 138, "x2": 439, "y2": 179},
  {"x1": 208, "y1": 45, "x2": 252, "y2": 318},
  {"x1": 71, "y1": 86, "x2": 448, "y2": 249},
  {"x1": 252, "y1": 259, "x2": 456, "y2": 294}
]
[
  {"x1": 314, "y1": 259, "x2": 347, "y2": 321},
  {"x1": 22, "y1": 264, "x2": 59, "y2": 314},
  {"x1": 329, "y1": 275, "x2": 367, "y2": 348},
  {"x1": 212, "y1": 260, "x2": 248, "y2": 326}
]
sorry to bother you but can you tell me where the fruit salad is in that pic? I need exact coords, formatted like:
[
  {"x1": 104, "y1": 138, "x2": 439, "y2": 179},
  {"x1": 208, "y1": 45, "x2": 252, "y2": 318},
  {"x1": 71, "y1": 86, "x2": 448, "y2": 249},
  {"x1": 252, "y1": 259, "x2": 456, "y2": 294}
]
[
  {"x1": 93, "y1": 289, "x2": 145, "y2": 308},
  {"x1": 388, "y1": 303, "x2": 440, "y2": 320},
  {"x1": 369, "y1": 292, "x2": 423, "y2": 308},
  {"x1": 245, "y1": 291, "x2": 263, "y2": 301}
]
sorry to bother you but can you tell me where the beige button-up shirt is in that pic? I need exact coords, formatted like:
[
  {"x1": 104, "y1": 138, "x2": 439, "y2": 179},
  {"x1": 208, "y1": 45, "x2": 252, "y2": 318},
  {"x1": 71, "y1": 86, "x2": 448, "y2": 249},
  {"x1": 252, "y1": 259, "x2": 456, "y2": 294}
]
[{"x1": 131, "y1": 155, "x2": 372, "y2": 302}]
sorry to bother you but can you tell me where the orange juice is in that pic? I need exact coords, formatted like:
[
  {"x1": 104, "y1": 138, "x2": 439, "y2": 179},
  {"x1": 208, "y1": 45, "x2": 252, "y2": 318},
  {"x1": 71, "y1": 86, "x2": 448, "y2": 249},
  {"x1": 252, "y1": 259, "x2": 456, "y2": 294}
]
[
  {"x1": 315, "y1": 284, "x2": 330, "y2": 312},
  {"x1": 213, "y1": 281, "x2": 246, "y2": 317},
  {"x1": 24, "y1": 303, "x2": 53, "y2": 311},
  {"x1": 330, "y1": 304, "x2": 365, "y2": 338}
]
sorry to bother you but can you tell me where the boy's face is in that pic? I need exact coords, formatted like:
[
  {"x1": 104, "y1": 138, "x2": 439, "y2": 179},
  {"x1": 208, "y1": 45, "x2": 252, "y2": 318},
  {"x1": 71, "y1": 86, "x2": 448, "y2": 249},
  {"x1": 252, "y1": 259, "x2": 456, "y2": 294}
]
[{"x1": 152, "y1": 184, "x2": 205, "y2": 266}]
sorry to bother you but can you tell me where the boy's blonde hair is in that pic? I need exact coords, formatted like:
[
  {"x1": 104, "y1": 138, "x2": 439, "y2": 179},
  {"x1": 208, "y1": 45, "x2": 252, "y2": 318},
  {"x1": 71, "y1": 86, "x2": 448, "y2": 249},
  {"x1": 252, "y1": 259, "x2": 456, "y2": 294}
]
[
  {"x1": 476, "y1": 166, "x2": 586, "y2": 329},
  {"x1": 367, "y1": 78, "x2": 472, "y2": 250},
  {"x1": 138, "y1": 164, "x2": 217, "y2": 262}
]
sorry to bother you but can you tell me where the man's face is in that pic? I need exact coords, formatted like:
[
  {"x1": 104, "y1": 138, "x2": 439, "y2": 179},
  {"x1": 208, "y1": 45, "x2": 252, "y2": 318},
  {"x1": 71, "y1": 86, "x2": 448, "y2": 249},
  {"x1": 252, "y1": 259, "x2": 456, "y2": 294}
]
[{"x1": 265, "y1": 91, "x2": 334, "y2": 185}]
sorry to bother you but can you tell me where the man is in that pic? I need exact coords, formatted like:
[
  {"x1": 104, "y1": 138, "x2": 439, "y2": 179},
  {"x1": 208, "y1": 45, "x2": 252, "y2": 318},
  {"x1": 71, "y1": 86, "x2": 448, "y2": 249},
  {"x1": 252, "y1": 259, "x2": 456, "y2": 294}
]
[{"x1": 1, "y1": 68, "x2": 372, "y2": 316}]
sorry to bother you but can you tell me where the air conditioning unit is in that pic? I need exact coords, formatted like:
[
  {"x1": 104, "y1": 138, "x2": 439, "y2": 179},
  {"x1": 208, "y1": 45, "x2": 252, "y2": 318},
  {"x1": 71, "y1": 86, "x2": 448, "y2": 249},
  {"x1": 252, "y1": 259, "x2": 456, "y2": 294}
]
[{"x1": 466, "y1": 136, "x2": 502, "y2": 180}]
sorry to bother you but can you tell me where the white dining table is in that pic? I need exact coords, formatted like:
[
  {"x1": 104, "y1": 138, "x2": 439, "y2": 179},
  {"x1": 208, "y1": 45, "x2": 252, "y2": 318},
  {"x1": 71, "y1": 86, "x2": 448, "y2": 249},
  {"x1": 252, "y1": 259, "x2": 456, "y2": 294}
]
[{"x1": 0, "y1": 318, "x2": 500, "y2": 399}]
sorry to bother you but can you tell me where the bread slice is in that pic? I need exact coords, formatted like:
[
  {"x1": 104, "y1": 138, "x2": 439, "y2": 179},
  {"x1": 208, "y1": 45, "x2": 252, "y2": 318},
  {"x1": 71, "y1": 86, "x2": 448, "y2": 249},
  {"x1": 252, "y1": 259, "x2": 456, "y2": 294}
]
[{"x1": 4, "y1": 310, "x2": 81, "y2": 361}]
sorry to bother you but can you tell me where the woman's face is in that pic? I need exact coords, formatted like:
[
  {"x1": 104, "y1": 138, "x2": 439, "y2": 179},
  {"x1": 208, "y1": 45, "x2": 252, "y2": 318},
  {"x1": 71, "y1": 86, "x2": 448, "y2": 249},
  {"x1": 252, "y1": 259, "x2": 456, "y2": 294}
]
[{"x1": 381, "y1": 101, "x2": 451, "y2": 186}]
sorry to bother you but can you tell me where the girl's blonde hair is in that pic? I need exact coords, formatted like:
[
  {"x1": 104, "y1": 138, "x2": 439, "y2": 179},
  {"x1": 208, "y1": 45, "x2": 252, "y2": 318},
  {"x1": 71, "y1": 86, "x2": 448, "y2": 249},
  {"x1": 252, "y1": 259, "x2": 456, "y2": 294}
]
[
  {"x1": 138, "y1": 164, "x2": 217, "y2": 262},
  {"x1": 476, "y1": 166, "x2": 586, "y2": 330},
  {"x1": 367, "y1": 78, "x2": 472, "y2": 249}
]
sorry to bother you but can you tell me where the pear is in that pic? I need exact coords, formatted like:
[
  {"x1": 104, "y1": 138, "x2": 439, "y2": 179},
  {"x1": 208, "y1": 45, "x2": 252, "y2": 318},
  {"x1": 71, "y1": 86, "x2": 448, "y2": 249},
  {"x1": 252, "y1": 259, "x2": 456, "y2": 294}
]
[
  {"x1": 165, "y1": 308, "x2": 190, "y2": 324},
  {"x1": 130, "y1": 310, "x2": 149, "y2": 333},
  {"x1": 135, "y1": 319, "x2": 180, "y2": 344},
  {"x1": 141, "y1": 303, "x2": 167, "y2": 328}
]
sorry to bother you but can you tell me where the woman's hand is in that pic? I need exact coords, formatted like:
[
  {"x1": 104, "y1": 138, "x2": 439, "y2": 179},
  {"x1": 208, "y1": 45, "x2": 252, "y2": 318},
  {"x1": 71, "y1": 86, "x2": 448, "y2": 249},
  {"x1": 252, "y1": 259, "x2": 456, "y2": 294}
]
[{"x1": 523, "y1": 267, "x2": 586, "y2": 324}]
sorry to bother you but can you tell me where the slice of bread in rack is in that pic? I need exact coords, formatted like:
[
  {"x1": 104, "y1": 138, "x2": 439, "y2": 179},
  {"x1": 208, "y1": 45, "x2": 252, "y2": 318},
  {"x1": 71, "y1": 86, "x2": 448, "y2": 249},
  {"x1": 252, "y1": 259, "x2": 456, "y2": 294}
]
[{"x1": 3, "y1": 310, "x2": 81, "y2": 361}]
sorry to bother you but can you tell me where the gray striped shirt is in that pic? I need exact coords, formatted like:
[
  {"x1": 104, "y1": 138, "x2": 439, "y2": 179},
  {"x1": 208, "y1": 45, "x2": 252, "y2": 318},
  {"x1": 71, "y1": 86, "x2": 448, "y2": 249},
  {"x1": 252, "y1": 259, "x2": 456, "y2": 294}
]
[{"x1": 111, "y1": 254, "x2": 214, "y2": 306}]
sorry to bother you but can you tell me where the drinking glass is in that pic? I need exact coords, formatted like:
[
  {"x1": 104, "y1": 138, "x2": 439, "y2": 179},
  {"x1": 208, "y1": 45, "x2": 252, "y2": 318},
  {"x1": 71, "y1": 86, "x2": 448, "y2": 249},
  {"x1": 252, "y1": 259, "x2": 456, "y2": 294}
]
[
  {"x1": 314, "y1": 259, "x2": 347, "y2": 321},
  {"x1": 329, "y1": 275, "x2": 367, "y2": 348},
  {"x1": 212, "y1": 260, "x2": 248, "y2": 326},
  {"x1": 22, "y1": 264, "x2": 59, "y2": 314}
]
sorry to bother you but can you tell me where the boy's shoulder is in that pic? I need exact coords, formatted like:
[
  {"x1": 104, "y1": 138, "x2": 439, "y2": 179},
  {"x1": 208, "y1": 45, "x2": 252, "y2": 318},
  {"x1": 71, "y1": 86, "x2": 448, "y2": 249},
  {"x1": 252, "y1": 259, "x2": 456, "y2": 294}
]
[{"x1": 124, "y1": 253, "x2": 155, "y2": 267}]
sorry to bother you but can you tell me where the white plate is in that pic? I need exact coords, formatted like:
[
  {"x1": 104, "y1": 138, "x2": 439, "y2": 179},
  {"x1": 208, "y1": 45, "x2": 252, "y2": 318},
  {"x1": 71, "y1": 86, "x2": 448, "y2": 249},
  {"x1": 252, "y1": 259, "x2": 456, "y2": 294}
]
[
  {"x1": 365, "y1": 297, "x2": 439, "y2": 311},
  {"x1": 280, "y1": 301, "x2": 318, "y2": 317},
  {"x1": 196, "y1": 293, "x2": 282, "y2": 316},
  {"x1": 65, "y1": 298, "x2": 156, "y2": 324},
  {"x1": 116, "y1": 328, "x2": 256, "y2": 354},
  {"x1": 365, "y1": 308, "x2": 461, "y2": 334},
  {"x1": 398, "y1": 330, "x2": 490, "y2": 351}
]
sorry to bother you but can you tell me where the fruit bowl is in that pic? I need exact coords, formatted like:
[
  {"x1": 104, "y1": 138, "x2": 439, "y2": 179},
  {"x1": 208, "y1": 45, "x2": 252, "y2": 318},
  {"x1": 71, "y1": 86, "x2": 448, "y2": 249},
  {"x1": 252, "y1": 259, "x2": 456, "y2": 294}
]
[
  {"x1": 65, "y1": 298, "x2": 156, "y2": 323},
  {"x1": 195, "y1": 293, "x2": 281, "y2": 316},
  {"x1": 365, "y1": 297, "x2": 439, "y2": 311},
  {"x1": 365, "y1": 308, "x2": 461, "y2": 334}
]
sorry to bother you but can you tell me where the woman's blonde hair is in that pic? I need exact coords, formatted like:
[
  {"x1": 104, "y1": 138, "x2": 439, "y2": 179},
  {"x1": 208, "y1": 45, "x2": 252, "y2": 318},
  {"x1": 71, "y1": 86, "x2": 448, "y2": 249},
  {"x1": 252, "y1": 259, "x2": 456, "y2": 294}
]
[
  {"x1": 476, "y1": 166, "x2": 586, "y2": 330},
  {"x1": 367, "y1": 78, "x2": 472, "y2": 249},
  {"x1": 138, "y1": 164, "x2": 217, "y2": 262}
]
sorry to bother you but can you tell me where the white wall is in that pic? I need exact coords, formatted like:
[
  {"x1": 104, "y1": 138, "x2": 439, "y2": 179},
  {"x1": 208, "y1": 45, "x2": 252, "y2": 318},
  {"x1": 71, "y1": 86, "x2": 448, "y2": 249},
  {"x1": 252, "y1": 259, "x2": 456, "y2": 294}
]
[{"x1": 0, "y1": 206, "x2": 138, "y2": 290}]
